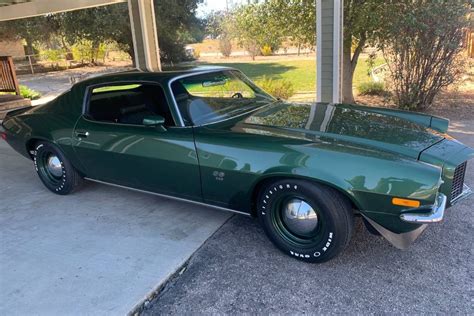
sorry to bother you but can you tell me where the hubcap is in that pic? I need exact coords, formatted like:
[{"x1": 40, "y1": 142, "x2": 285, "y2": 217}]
[
  {"x1": 46, "y1": 155, "x2": 62, "y2": 178},
  {"x1": 282, "y1": 198, "x2": 318, "y2": 236}
]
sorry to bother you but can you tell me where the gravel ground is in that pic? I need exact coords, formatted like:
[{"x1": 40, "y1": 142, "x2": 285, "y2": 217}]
[{"x1": 143, "y1": 120, "x2": 474, "y2": 315}]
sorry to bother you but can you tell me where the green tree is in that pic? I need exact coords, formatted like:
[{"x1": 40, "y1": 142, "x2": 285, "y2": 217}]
[
  {"x1": 0, "y1": 0, "x2": 203, "y2": 64},
  {"x1": 206, "y1": 11, "x2": 234, "y2": 57},
  {"x1": 232, "y1": 2, "x2": 285, "y2": 59},
  {"x1": 219, "y1": 1, "x2": 315, "y2": 60},
  {"x1": 233, "y1": 4, "x2": 266, "y2": 60},
  {"x1": 253, "y1": 1, "x2": 285, "y2": 52},
  {"x1": 59, "y1": 7, "x2": 118, "y2": 63},
  {"x1": 154, "y1": 0, "x2": 204, "y2": 62},
  {"x1": 206, "y1": 11, "x2": 226, "y2": 39},
  {"x1": 271, "y1": 0, "x2": 316, "y2": 55},
  {"x1": 0, "y1": 16, "x2": 54, "y2": 56}
]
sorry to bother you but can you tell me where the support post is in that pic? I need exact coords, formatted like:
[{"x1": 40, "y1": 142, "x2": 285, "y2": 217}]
[
  {"x1": 317, "y1": 0, "x2": 343, "y2": 103},
  {"x1": 128, "y1": 0, "x2": 161, "y2": 72}
]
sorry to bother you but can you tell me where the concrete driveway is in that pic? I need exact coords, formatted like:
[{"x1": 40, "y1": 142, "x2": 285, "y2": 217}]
[
  {"x1": 0, "y1": 140, "x2": 230, "y2": 315},
  {"x1": 144, "y1": 120, "x2": 474, "y2": 314}
]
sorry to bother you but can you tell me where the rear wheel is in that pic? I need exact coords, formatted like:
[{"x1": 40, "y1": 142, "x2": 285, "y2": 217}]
[
  {"x1": 33, "y1": 141, "x2": 83, "y2": 195},
  {"x1": 257, "y1": 179, "x2": 354, "y2": 263}
]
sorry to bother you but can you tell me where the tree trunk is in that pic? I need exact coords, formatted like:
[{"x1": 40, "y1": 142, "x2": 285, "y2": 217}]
[
  {"x1": 342, "y1": 35, "x2": 366, "y2": 104},
  {"x1": 342, "y1": 38, "x2": 354, "y2": 103},
  {"x1": 60, "y1": 36, "x2": 70, "y2": 55},
  {"x1": 127, "y1": 47, "x2": 136, "y2": 67},
  {"x1": 25, "y1": 38, "x2": 36, "y2": 63}
]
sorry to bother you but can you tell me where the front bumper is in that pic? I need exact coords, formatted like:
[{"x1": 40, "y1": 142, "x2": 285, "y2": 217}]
[
  {"x1": 362, "y1": 186, "x2": 471, "y2": 250},
  {"x1": 400, "y1": 193, "x2": 447, "y2": 224}
]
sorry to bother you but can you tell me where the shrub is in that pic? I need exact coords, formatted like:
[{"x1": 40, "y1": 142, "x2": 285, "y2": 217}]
[
  {"x1": 20, "y1": 85, "x2": 41, "y2": 100},
  {"x1": 357, "y1": 82, "x2": 387, "y2": 96},
  {"x1": 379, "y1": 1, "x2": 468, "y2": 110},
  {"x1": 260, "y1": 45, "x2": 273, "y2": 56},
  {"x1": 257, "y1": 76, "x2": 295, "y2": 100},
  {"x1": 40, "y1": 49, "x2": 63, "y2": 62},
  {"x1": 219, "y1": 36, "x2": 232, "y2": 57},
  {"x1": 71, "y1": 41, "x2": 107, "y2": 64}
]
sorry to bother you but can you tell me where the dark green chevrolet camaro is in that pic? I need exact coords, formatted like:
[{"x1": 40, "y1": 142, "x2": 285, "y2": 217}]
[{"x1": 2, "y1": 67, "x2": 473, "y2": 262}]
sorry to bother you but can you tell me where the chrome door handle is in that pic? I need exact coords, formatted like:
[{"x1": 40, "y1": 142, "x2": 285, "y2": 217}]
[{"x1": 75, "y1": 130, "x2": 89, "y2": 138}]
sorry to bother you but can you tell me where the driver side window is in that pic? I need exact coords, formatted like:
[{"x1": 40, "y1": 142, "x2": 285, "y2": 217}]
[
  {"x1": 171, "y1": 71, "x2": 264, "y2": 126},
  {"x1": 86, "y1": 83, "x2": 175, "y2": 126}
]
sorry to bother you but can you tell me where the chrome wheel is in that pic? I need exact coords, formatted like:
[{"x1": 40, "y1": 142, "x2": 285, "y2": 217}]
[
  {"x1": 36, "y1": 149, "x2": 64, "y2": 186},
  {"x1": 282, "y1": 198, "x2": 319, "y2": 236},
  {"x1": 269, "y1": 193, "x2": 324, "y2": 246},
  {"x1": 46, "y1": 155, "x2": 62, "y2": 178}
]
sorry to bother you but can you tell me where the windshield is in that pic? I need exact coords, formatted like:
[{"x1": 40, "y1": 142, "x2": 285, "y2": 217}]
[{"x1": 171, "y1": 70, "x2": 275, "y2": 126}]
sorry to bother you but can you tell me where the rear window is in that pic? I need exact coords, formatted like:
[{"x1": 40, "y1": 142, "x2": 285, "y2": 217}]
[{"x1": 92, "y1": 84, "x2": 142, "y2": 93}]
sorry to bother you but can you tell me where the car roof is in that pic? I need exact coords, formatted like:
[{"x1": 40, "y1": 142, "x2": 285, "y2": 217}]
[{"x1": 76, "y1": 65, "x2": 236, "y2": 87}]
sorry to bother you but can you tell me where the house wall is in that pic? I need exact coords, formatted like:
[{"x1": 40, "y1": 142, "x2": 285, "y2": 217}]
[
  {"x1": 317, "y1": 0, "x2": 343, "y2": 103},
  {"x1": 0, "y1": 40, "x2": 25, "y2": 57}
]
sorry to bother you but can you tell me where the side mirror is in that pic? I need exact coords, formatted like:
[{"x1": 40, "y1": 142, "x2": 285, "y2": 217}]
[{"x1": 143, "y1": 115, "x2": 166, "y2": 131}]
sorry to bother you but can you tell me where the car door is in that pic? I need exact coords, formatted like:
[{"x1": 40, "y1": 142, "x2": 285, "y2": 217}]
[{"x1": 72, "y1": 82, "x2": 202, "y2": 201}]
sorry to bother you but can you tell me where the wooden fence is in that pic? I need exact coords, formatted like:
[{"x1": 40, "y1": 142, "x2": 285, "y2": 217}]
[{"x1": 466, "y1": 31, "x2": 474, "y2": 58}]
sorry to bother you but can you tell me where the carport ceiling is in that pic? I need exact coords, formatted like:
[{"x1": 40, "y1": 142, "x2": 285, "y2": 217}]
[
  {"x1": 0, "y1": 0, "x2": 126, "y2": 21},
  {"x1": 0, "y1": 0, "x2": 31, "y2": 6}
]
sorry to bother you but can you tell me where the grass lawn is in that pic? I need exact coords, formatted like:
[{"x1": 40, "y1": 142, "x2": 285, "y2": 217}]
[{"x1": 202, "y1": 56, "x2": 385, "y2": 93}]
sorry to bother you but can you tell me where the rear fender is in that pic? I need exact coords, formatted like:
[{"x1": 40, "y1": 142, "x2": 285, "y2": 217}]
[{"x1": 2, "y1": 112, "x2": 87, "y2": 175}]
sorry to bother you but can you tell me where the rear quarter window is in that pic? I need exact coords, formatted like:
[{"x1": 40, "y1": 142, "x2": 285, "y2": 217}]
[{"x1": 86, "y1": 83, "x2": 175, "y2": 126}]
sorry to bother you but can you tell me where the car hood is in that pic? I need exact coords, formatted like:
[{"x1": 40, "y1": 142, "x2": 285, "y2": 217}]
[{"x1": 241, "y1": 102, "x2": 444, "y2": 159}]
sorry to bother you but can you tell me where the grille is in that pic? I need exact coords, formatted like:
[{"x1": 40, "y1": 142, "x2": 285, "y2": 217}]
[{"x1": 451, "y1": 161, "x2": 467, "y2": 201}]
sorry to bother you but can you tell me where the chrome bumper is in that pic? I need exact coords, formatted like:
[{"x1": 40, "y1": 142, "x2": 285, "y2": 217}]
[{"x1": 400, "y1": 193, "x2": 447, "y2": 224}]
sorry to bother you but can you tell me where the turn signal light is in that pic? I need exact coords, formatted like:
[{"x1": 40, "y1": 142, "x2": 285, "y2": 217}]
[{"x1": 392, "y1": 198, "x2": 421, "y2": 208}]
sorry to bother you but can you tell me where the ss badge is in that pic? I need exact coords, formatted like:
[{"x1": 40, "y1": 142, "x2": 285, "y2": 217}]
[{"x1": 213, "y1": 170, "x2": 225, "y2": 181}]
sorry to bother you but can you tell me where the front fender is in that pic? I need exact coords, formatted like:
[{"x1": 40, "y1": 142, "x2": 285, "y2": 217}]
[{"x1": 246, "y1": 145, "x2": 443, "y2": 234}]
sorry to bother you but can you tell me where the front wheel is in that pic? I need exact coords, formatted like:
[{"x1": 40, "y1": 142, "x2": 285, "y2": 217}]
[
  {"x1": 33, "y1": 141, "x2": 83, "y2": 195},
  {"x1": 257, "y1": 179, "x2": 354, "y2": 263}
]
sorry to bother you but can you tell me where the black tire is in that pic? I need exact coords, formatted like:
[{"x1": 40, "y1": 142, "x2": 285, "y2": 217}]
[
  {"x1": 257, "y1": 179, "x2": 354, "y2": 263},
  {"x1": 33, "y1": 141, "x2": 83, "y2": 195}
]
